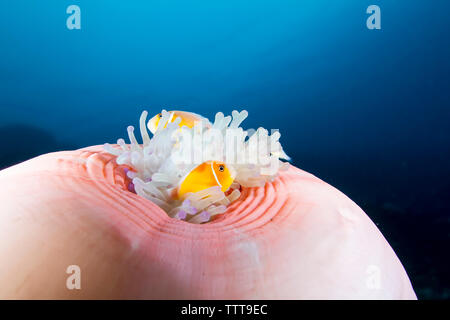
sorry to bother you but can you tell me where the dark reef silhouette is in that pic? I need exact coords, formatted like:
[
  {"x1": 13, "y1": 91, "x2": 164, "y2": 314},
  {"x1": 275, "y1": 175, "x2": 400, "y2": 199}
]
[{"x1": 0, "y1": 124, "x2": 78, "y2": 170}]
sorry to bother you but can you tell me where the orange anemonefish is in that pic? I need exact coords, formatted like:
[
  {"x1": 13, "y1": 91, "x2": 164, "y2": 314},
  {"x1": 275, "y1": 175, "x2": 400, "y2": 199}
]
[
  {"x1": 148, "y1": 110, "x2": 209, "y2": 134},
  {"x1": 176, "y1": 161, "x2": 236, "y2": 199}
]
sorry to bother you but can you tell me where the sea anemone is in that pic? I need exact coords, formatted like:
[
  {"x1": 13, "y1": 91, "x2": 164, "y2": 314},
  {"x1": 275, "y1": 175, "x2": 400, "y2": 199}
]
[{"x1": 0, "y1": 132, "x2": 417, "y2": 299}]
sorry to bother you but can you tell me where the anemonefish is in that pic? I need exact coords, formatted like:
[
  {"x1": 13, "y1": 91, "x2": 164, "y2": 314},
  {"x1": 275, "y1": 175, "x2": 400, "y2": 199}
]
[
  {"x1": 148, "y1": 110, "x2": 209, "y2": 134},
  {"x1": 176, "y1": 161, "x2": 236, "y2": 199}
]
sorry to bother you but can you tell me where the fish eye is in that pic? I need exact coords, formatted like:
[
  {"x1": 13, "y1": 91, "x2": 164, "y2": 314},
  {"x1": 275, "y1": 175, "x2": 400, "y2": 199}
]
[
  {"x1": 218, "y1": 165, "x2": 225, "y2": 172},
  {"x1": 159, "y1": 114, "x2": 162, "y2": 118}
]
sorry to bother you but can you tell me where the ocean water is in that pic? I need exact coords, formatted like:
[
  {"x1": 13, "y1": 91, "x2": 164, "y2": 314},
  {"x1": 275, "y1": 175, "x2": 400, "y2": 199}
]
[{"x1": 0, "y1": 0, "x2": 449, "y2": 299}]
